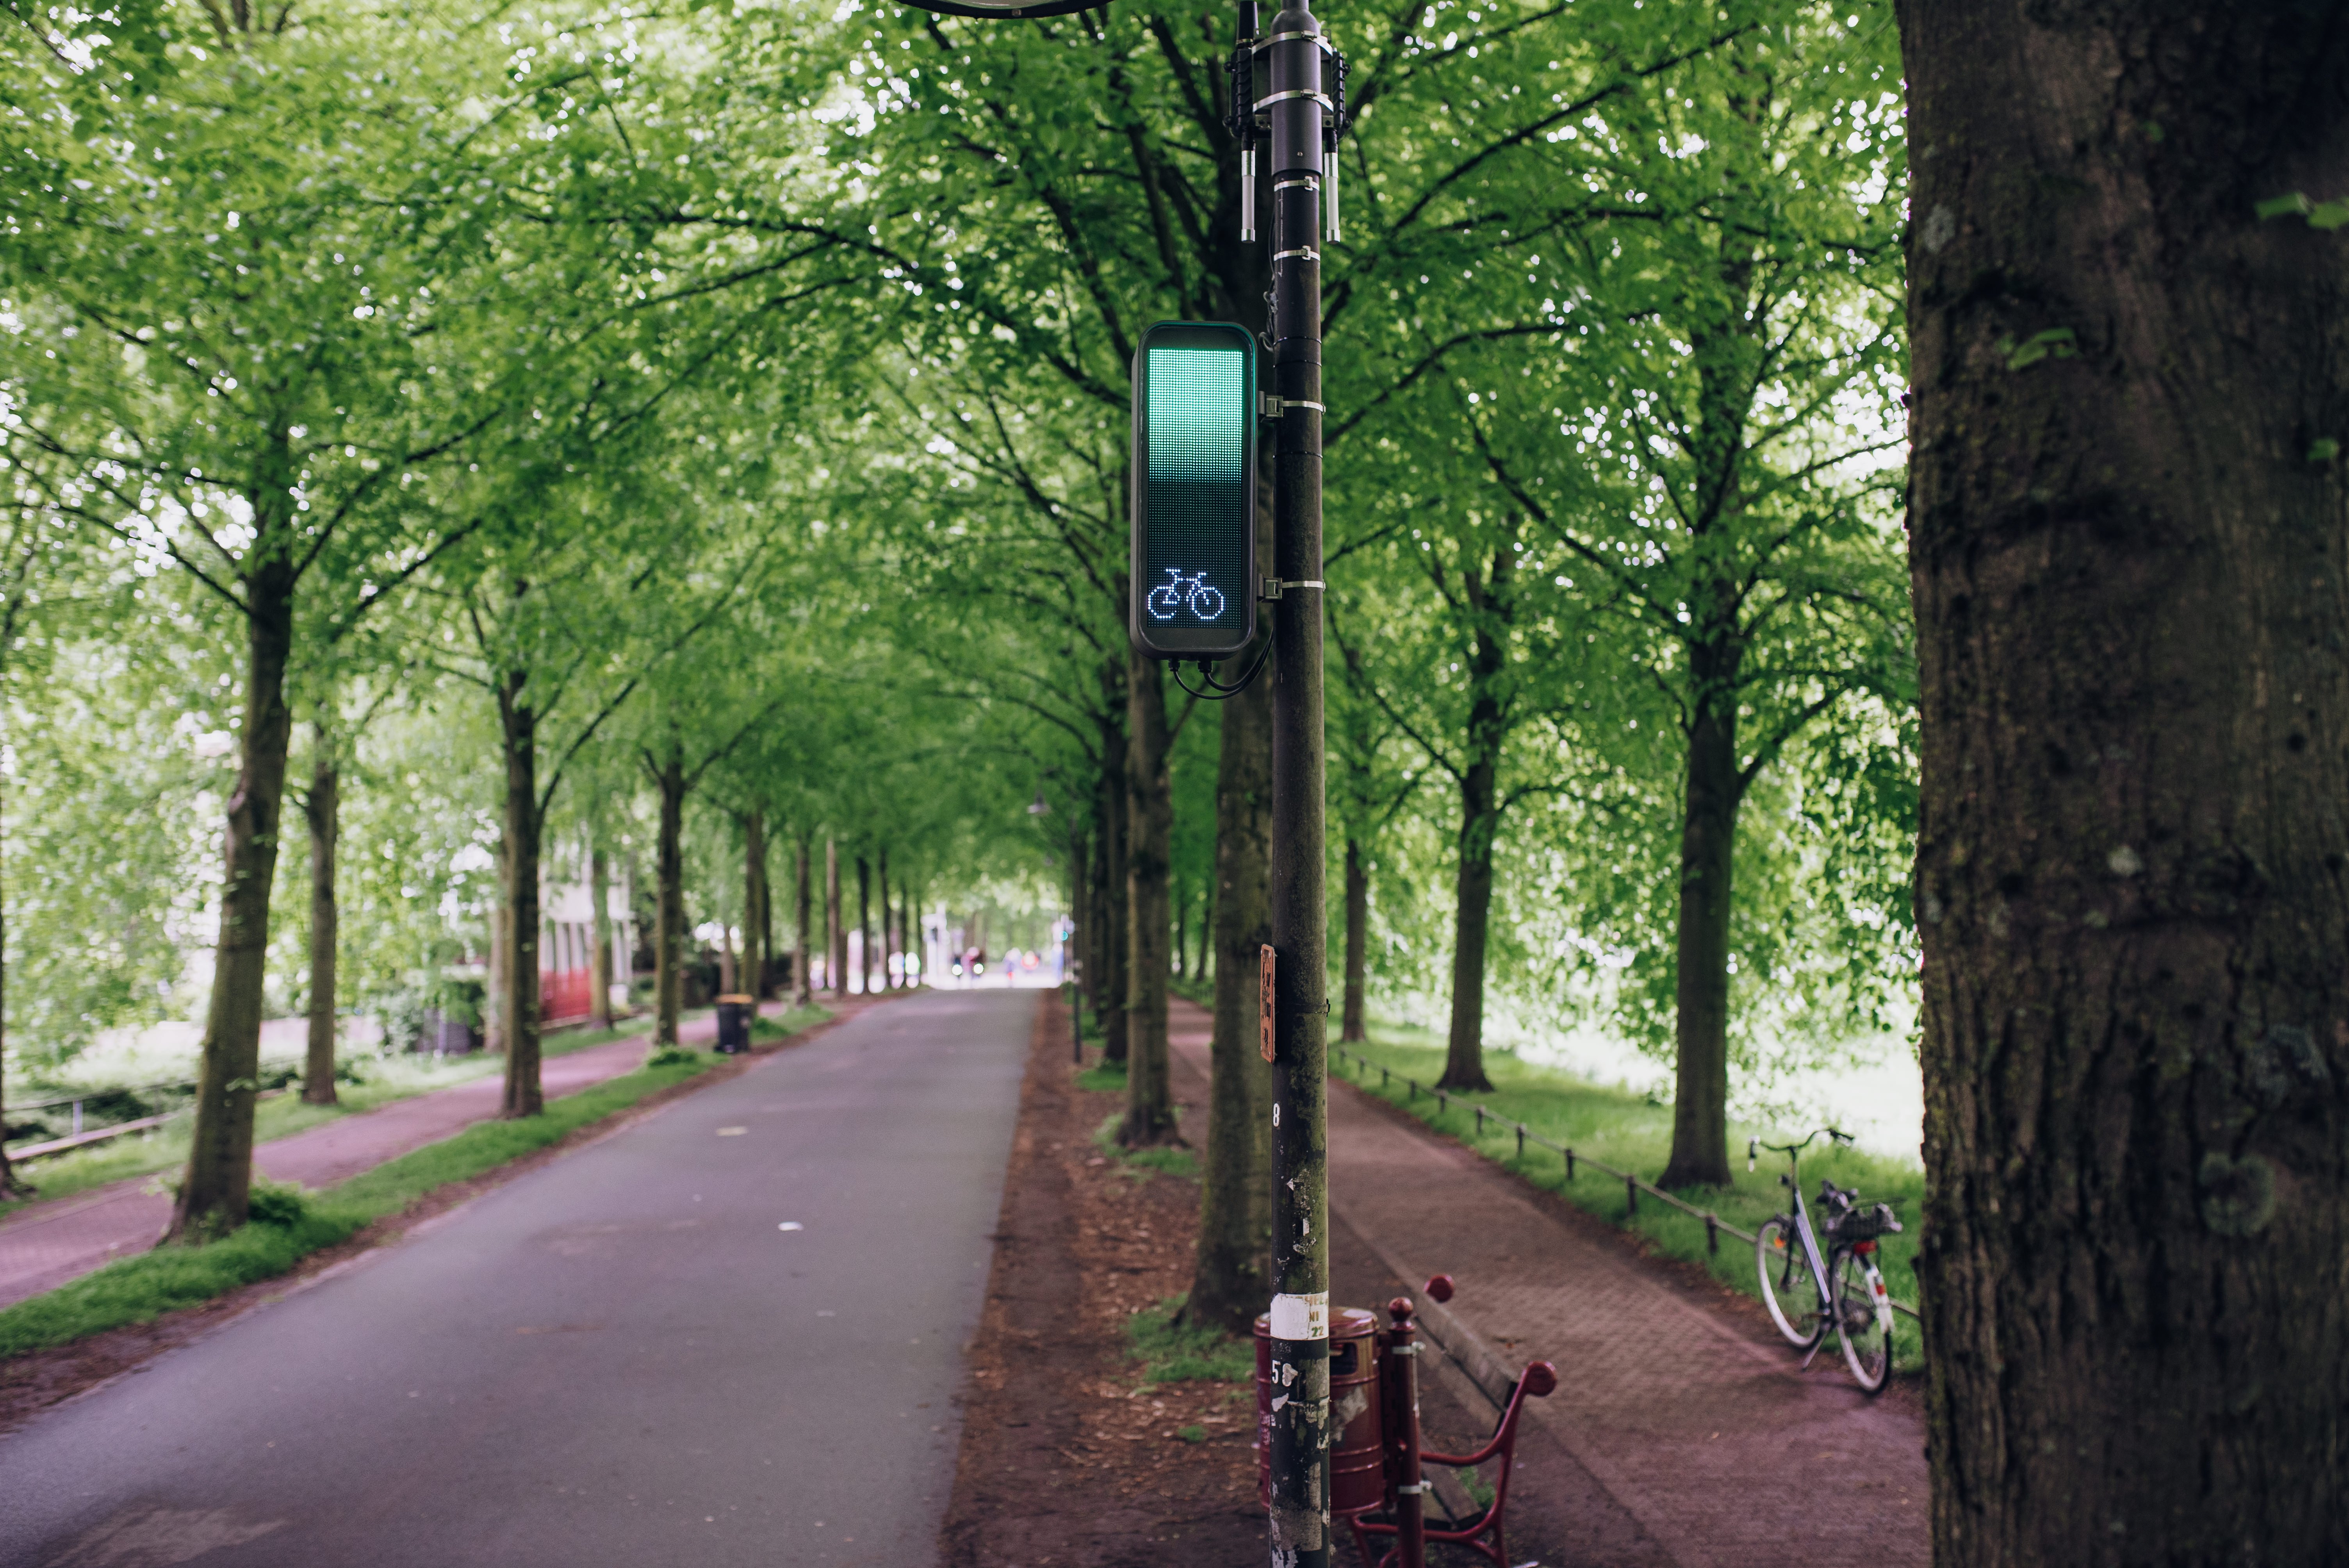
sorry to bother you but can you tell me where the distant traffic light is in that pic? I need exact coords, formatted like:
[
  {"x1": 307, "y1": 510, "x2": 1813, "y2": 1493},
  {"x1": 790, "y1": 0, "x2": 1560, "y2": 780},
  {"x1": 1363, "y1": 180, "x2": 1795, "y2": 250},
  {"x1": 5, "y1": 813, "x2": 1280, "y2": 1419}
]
[{"x1": 1130, "y1": 321, "x2": 1257, "y2": 660}]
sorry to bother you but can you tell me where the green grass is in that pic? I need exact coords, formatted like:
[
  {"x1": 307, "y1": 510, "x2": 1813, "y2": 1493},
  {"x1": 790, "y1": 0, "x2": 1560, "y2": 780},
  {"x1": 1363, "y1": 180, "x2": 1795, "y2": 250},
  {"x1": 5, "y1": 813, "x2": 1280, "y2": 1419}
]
[
  {"x1": 0, "y1": 1051, "x2": 720, "y2": 1359},
  {"x1": 1075, "y1": 1057, "x2": 1128, "y2": 1093},
  {"x1": 1333, "y1": 1019, "x2": 1927, "y2": 1373},
  {"x1": 1126, "y1": 1293, "x2": 1255, "y2": 1384}
]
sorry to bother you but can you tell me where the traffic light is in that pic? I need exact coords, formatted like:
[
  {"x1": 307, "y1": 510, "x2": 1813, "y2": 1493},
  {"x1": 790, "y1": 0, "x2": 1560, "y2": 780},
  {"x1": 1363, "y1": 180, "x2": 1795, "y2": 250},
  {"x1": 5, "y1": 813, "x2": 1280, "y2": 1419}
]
[{"x1": 1130, "y1": 321, "x2": 1258, "y2": 660}]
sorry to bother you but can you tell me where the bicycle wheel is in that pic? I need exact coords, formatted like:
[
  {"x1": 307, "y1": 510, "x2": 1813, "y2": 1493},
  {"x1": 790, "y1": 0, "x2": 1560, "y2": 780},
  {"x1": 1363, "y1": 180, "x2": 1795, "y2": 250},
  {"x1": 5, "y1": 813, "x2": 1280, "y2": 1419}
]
[
  {"x1": 1831, "y1": 1248, "x2": 1892, "y2": 1394},
  {"x1": 1145, "y1": 585, "x2": 1181, "y2": 621},
  {"x1": 1755, "y1": 1216, "x2": 1825, "y2": 1347}
]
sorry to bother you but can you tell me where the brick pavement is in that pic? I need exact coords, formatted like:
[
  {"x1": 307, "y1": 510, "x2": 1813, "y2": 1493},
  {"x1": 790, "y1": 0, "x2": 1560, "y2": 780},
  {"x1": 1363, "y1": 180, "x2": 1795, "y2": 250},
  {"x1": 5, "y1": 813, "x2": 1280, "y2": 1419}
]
[
  {"x1": 0, "y1": 998, "x2": 879, "y2": 1312},
  {"x1": 1166, "y1": 998, "x2": 1928, "y2": 1568}
]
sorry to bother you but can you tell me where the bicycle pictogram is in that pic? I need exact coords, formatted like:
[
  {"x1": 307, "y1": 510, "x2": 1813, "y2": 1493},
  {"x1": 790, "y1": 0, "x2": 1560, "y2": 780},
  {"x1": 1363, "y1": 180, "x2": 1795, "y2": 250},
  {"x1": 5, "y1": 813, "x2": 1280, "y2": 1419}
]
[{"x1": 1145, "y1": 568, "x2": 1226, "y2": 623}]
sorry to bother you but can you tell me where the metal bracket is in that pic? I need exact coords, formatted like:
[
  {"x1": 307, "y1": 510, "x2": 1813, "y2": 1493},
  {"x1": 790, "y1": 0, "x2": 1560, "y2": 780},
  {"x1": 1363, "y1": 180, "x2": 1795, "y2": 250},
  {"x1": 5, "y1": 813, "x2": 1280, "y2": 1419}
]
[
  {"x1": 1259, "y1": 576, "x2": 1326, "y2": 600},
  {"x1": 1260, "y1": 396, "x2": 1326, "y2": 418},
  {"x1": 1395, "y1": 1481, "x2": 1433, "y2": 1496},
  {"x1": 1387, "y1": 1341, "x2": 1421, "y2": 1357}
]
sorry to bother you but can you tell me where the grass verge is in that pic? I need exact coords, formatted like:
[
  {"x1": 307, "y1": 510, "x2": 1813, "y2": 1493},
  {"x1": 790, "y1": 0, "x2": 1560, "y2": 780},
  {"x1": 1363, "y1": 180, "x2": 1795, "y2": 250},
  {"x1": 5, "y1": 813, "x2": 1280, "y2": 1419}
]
[
  {"x1": 0, "y1": 1051, "x2": 719, "y2": 1359},
  {"x1": 1334, "y1": 1020, "x2": 1926, "y2": 1373},
  {"x1": 0, "y1": 1012, "x2": 683, "y2": 1218},
  {"x1": 1126, "y1": 1293, "x2": 1254, "y2": 1385}
]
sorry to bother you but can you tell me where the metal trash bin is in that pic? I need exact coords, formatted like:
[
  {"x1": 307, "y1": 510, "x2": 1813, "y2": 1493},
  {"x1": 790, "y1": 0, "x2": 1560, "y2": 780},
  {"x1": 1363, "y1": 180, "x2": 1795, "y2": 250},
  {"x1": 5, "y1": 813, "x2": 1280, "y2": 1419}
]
[
  {"x1": 1255, "y1": 1306, "x2": 1383, "y2": 1518},
  {"x1": 715, "y1": 994, "x2": 755, "y2": 1054}
]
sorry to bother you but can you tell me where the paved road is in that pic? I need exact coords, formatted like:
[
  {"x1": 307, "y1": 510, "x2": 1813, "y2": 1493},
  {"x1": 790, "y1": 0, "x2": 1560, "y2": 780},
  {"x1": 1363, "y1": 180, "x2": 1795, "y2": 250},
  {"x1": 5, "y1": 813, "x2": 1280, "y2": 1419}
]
[
  {"x1": 0, "y1": 1004, "x2": 834, "y2": 1310},
  {"x1": 1, "y1": 987, "x2": 1034, "y2": 1568}
]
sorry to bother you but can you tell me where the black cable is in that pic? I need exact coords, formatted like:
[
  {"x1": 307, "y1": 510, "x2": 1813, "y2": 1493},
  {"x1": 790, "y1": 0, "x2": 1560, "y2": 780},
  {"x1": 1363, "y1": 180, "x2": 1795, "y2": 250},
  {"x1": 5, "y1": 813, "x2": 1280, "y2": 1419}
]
[{"x1": 1171, "y1": 635, "x2": 1273, "y2": 702}]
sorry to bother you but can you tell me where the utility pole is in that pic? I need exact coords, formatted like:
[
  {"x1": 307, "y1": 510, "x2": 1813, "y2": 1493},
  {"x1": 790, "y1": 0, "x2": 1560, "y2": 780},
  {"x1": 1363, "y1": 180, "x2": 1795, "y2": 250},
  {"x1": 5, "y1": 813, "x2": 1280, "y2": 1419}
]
[
  {"x1": 891, "y1": 0, "x2": 1338, "y2": 1555},
  {"x1": 1254, "y1": 4, "x2": 1332, "y2": 1559}
]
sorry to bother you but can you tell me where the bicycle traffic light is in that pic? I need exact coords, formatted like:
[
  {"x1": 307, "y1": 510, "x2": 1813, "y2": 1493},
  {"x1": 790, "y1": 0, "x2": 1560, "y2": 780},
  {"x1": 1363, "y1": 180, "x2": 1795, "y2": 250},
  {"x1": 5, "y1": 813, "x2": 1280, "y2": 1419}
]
[{"x1": 1130, "y1": 321, "x2": 1258, "y2": 660}]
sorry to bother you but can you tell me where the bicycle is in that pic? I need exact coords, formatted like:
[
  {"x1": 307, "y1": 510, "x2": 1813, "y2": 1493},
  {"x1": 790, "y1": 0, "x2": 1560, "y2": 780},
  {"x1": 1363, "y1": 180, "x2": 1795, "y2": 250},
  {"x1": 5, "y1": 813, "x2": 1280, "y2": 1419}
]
[
  {"x1": 1144, "y1": 567, "x2": 1225, "y2": 622},
  {"x1": 1748, "y1": 1127, "x2": 1902, "y2": 1394}
]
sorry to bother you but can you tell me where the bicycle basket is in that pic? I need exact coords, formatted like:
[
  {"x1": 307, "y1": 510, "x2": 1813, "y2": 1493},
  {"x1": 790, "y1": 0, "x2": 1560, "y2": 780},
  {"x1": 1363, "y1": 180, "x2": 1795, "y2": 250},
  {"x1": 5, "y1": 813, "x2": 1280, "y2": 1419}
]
[{"x1": 1831, "y1": 1202, "x2": 1902, "y2": 1242}]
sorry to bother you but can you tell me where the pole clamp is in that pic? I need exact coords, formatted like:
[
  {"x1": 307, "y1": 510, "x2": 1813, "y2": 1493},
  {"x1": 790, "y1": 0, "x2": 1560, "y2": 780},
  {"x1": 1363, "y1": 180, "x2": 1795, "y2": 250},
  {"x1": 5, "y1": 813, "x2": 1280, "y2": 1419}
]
[
  {"x1": 1259, "y1": 576, "x2": 1326, "y2": 600},
  {"x1": 1395, "y1": 1481, "x2": 1433, "y2": 1496},
  {"x1": 1261, "y1": 395, "x2": 1326, "y2": 418},
  {"x1": 1387, "y1": 1341, "x2": 1420, "y2": 1357}
]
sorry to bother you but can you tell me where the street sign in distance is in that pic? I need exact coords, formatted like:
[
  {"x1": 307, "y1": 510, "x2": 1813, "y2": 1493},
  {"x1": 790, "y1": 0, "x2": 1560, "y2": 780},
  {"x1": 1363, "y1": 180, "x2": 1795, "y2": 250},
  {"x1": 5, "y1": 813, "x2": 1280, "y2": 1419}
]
[{"x1": 1130, "y1": 320, "x2": 1258, "y2": 660}]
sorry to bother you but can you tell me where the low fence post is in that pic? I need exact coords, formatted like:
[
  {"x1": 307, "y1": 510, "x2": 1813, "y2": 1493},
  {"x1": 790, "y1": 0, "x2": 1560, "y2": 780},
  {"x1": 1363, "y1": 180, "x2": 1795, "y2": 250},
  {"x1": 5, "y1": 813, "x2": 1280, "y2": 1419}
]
[
  {"x1": 1626, "y1": 1176, "x2": 1638, "y2": 1217},
  {"x1": 1565, "y1": 1148, "x2": 1575, "y2": 1181},
  {"x1": 1515, "y1": 1124, "x2": 1525, "y2": 1159},
  {"x1": 1705, "y1": 1213, "x2": 1718, "y2": 1255},
  {"x1": 1473, "y1": 1105, "x2": 1484, "y2": 1137}
]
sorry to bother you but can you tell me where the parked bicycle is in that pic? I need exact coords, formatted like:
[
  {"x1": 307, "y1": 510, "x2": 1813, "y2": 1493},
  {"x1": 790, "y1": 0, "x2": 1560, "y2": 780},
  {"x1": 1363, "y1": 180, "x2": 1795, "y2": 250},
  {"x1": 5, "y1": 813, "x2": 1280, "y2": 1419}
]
[
  {"x1": 1144, "y1": 567, "x2": 1225, "y2": 622},
  {"x1": 1749, "y1": 1127, "x2": 1901, "y2": 1393}
]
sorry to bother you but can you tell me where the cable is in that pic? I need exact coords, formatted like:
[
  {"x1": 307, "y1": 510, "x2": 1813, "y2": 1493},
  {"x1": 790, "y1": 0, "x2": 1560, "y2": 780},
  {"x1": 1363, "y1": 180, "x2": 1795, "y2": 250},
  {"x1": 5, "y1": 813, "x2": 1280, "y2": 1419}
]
[{"x1": 1171, "y1": 636, "x2": 1273, "y2": 702}]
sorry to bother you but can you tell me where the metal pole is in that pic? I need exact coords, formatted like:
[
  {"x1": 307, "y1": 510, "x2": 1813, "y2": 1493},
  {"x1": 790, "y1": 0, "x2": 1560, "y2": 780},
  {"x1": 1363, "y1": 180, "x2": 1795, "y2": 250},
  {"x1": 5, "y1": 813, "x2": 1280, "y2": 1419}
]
[{"x1": 1262, "y1": 2, "x2": 1330, "y2": 1562}]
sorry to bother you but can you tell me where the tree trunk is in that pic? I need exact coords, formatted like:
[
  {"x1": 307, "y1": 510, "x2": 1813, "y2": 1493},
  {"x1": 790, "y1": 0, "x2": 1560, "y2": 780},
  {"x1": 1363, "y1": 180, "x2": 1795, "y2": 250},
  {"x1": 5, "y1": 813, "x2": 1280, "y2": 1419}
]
[
  {"x1": 485, "y1": 899, "x2": 508, "y2": 1056},
  {"x1": 498, "y1": 670, "x2": 544, "y2": 1118},
  {"x1": 793, "y1": 831, "x2": 813, "y2": 1007},
  {"x1": 300, "y1": 732, "x2": 339, "y2": 1106},
  {"x1": 718, "y1": 923, "x2": 736, "y2": 996},
  {"x1": 653, "y1": 749, "x2": 685, "y2": 1047},
  {"x1": 1340, "y1": 836, "x2": 1369, "y2": 1044},
  {"x1": 1121, "y1": 652, "x2": 1179, "y2": 1146},
  {"x1": 826, "y1": 837, "x2": 844, "y2": 996},
  {"x1": 1172, "y1": 874, "x2": 1186, "y2": 979},
  {"x1": 166, "y1": 555, "x2": 296, "y2": 1243},
  {"x1": 742, "y1": 809, "x2": 766, "y2": 1000},
  {"x1": 1660, "y1": 644, "x2": 1739, "y2": 1188},
  {"x1": 1190, "y1": 633, "x2": 1274, "y2": 1331},
  {"x1": 855, "y1": 853, "x2": 871, "y2": 995},
  {"x1": 1438, "y1": 552, "x2": 1512, "y2": 1093},
  {"x1": 1900, "y1": 4, "x2": 2349, "y2": 1558},
  {"x1": 1071, "y1": 830, "x2": 1092, "y2": 1015},
  {"x1": 589, "y1": 843, "x2": 615, "y2": 1029},
  {"x1": 1099, "y1": 707, "x2": 1131, "y2": 1064}
]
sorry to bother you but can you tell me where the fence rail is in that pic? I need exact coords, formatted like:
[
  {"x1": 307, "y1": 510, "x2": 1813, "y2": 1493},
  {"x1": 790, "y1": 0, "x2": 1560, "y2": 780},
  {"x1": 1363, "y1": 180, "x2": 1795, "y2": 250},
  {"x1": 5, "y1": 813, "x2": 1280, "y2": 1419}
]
[{"x1": 1329, "y1": 1045, "x2": 1921, "y2": 1324}]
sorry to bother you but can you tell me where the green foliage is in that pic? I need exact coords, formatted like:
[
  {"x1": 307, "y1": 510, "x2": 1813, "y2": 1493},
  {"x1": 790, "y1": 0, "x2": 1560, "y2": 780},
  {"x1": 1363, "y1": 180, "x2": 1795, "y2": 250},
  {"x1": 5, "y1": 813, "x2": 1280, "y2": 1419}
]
[
  {"x1": 1075, "y1": 1059, "x2": 1128, "y2": 1094},
  {"x1": 1126, "y1": 1294, "x2": 1255, "y2": 1386}
]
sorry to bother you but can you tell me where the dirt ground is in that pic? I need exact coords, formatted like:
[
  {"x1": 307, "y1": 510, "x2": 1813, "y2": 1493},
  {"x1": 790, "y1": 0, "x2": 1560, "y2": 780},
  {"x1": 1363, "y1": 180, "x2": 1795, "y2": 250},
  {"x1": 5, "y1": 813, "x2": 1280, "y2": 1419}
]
[{"x1": 938, "y1": 995, "x2": 1265, "y2": 1567}]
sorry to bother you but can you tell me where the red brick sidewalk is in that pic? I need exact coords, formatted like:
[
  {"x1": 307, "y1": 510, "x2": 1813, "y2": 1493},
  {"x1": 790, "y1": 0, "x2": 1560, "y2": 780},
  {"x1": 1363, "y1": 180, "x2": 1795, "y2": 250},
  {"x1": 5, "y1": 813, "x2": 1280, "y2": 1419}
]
[
  {"x1": 0, "y1": 999, "x2": 873, "y2": 1311},
  {"x1": 1167, "y1": 998, "x2": 1929, "y2": 1568}
]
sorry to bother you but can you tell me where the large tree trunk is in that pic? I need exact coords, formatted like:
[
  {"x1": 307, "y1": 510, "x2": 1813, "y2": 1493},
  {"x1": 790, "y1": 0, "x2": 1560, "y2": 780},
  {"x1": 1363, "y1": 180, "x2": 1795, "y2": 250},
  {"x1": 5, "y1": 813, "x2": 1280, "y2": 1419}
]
[
  {"x1": 1900, "y1": 5, "x2": 2349, "y2": 1559},
  {"x1": 1070, "y1": 830, "x2": 1091, "y2": 1012},
  {"x1": 589, "y1": 843, "x2": 615, "y2": 1030},
  {"x1": 1098, "y1": 704, "x2": 1131, "y2": 1064},
  {"x1": 1190, "y1": 635, "x2": 1274, "y2": 1331},
  {"x1": 498, "y1": 670, "x2": 544, "y2": 1118},
  {"x1": 1660, "y1": 647, "x2": 1741, "y2": 1188},
  {"x1": 826, "y1": 837, "x2": 844, "y2": 996},
  {"x1": 1121, "y1": 652, "x2": 1179, "y2": 1146},
  {"x1": 300, "y1": 731, "x2": 339, "y2": 1107},
  {"x1": 1340, "y1": 837, "x2": 1369, "y2": 1044},
  {"x1": 878, "y1": 847, "x2": 893, "y2": 989},
  {"x1": 793, "y1": 831, "x2": 813, "y2": 1007},
  {"x1": 166, "y1": 555, "x2": 296, "y2": 1243},
  {"x1": 652, "y1": 750, "x2": 685, "y2": 1047}
]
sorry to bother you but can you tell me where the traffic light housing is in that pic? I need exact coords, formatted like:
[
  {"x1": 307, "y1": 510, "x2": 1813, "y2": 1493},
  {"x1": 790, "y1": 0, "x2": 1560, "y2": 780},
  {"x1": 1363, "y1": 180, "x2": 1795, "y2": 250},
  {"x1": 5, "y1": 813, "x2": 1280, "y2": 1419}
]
[{"x1": 1130, "y1": 321, "x2": 1258, "y2": 660}]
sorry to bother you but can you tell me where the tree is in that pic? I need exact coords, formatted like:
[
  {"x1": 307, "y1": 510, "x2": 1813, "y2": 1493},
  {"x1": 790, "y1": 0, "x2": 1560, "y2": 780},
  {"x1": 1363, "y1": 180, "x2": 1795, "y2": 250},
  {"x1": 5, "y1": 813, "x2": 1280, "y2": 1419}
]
[{"x1": 1900, "y1": 1, "x2": 2349, "y2": 1557}]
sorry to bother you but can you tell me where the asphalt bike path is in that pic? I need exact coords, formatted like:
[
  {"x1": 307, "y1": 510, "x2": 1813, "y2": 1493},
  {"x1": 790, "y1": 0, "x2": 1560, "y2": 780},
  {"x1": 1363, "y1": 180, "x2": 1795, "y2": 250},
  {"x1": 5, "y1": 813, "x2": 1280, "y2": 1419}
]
[
  {"x1": 1, "y1": 987, "x2": 1034, "y2": 1568},
  {"x1": 1166, "y1": 998, "x2": 1929, "y2": 1568},
  {"x1": 0, "y1": 1002, "x2": 831, "y2": 1310}
]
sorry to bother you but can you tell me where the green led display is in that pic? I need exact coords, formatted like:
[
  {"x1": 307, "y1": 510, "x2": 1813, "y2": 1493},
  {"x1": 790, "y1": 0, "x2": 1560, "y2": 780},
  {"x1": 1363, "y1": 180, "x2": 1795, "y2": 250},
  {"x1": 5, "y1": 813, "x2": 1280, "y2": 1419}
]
[{"x1": 1131, "y1": 321, "x2": 1257, "y2": 659}]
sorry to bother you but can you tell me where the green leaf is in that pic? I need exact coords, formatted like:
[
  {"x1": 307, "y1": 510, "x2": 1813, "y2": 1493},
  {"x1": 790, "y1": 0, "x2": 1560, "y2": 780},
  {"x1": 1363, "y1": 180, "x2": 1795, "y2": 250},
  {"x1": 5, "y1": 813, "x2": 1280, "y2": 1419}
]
[
  {"x1": 2309, "y1": 438, "x2": 2340, "y2": 465},
  {"x1": 2256, "y1": 192, "x2": 2349, "y2": 230},
  {"x1": 2255, "y1": 192, "x2": 2312, "y2": 221}
]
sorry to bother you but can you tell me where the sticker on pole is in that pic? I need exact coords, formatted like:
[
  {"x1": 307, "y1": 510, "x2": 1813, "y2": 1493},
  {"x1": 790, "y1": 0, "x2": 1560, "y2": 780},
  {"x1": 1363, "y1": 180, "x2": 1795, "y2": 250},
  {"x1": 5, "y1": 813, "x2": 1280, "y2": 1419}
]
[
  {"x1": 1268, "y1": 1291, "x2": 1328, "y2": 1341},
  {"x1": 1260, "y1": 944, "x2": 1277, "y2": 1063}
]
